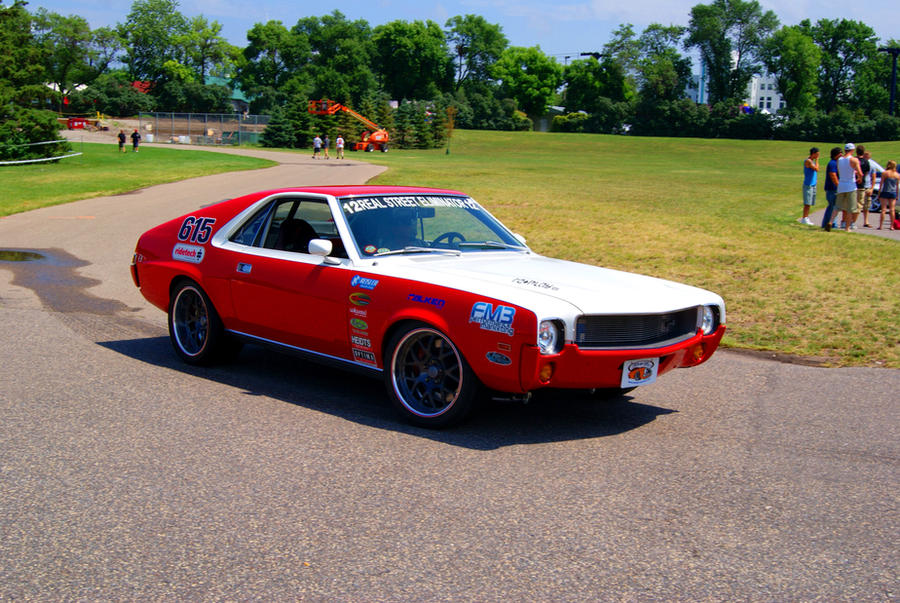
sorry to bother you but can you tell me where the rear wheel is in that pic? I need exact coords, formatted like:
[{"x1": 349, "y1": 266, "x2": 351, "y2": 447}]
[
  {"x1": 384, "y1": 323, "x2": 479, "y2": 428},
  {"x1": 168, "y1": 280, "x2": 235, "y2": 365}
]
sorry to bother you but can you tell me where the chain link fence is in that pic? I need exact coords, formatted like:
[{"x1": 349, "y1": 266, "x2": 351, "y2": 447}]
[{"x1": 138, "y1": 112, "x2": 270, "y2": 146}]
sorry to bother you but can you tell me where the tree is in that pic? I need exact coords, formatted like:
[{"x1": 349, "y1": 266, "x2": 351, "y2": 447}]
[
  {"x1": 235, "y1": 20, "x2": 309, "y2": 113},
  {"x1": 118, "y1": 0, "x2": 188, "y2": 84},
  {"x1": 491, "y1": 46, "x2": 562, "y2": 120},
  {"x1": 563, "y1": 56, "x2": 631, "y2": 112},
  {"x1": 636, "y1": 24, "x2": 693, "y2": 102},
  {"x1": 445, "y1": 14, "x2": 507, "y2": 91},
  {"x1": 177, "y1": 15, "x2": 236, "y2": 81},
  {"x1": 372, "y1": 20, "x2": 453, "y2": 100},
  {"x1": 760, "y1": 26, "x2": 820, "y2": 112},
  {"x1": 798, "y1": 18, "x2": 879, "y2": 113},
  {"x1": 685, "y1": 0, "x2": 778, "y2": 104},
  {"x1": 31, "y1": 9, "x2": 94, "y2": 111},
  {"x1": 293, "y1": 11, "x2": 375, "y2": 105},
  {"x1": 0, "y1": 2, "x2": 67, "y2": 161}
]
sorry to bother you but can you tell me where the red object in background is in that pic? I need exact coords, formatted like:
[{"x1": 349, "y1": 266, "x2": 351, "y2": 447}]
[
  {"x1": 66, "y1": 117, "x2": 87, "y2": 129},
  {"x1": 63, "y1": 97, "x2": 69, "y2": 106}
]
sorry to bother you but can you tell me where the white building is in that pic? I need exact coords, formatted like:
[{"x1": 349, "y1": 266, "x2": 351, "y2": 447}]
[{"x1": 747, "y1": 74, "x2": 785, "y2": 114}]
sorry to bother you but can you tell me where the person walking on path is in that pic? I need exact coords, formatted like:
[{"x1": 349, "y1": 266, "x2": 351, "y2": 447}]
[
  {"x1": 312, "y1": 135, "x2": 322, "y2": 159},
  {"x1": 323, "y1": 135, "x2": 330, "y2": 159},
  {"x1": 821, "y1": 147, "x2": 841, "y2": 231},
  {"x1": 836, "y1": 143, "x2": 863, "y2": 232},
  {"x1": 117, "y1": 130, "x2": 126, "y2": 153},
  {"x1": 130, "y1": 129, "x2": 141, "y2": 152},
  {"x1": 801, "y1": 147, "x2": 819, "y2": 225},
  {"x1": 876, "y1": 160, "x2": 899, "y2": 230},
  {"x1": 336, "y1": 135, "x2": 345, "y2": 159}
]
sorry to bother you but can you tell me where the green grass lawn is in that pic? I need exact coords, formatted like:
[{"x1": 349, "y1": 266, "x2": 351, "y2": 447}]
[
  {"x1": 0, "y1": 142, "x2": 275, "y2": 216},
  {"x1": 351, "y1": 130, "x2": 900, "y2": 368}
]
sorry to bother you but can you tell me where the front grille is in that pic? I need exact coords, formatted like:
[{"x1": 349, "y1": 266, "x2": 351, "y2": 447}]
[{"x1": 575, "y1": 307, "x2": 699, "y2": 349}]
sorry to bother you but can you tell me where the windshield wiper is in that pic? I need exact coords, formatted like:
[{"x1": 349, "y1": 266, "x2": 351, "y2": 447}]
[
  {"x1": 458, "y1": 240, "x2": 523, "y2": 250},
  {"x1": 373, "y1": 246, "x2": 461, "y2": 257}
]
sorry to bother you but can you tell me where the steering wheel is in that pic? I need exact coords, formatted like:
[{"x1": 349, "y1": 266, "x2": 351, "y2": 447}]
[{"x1": 431, "y1": 231, "x2": 466, "y2": 247}]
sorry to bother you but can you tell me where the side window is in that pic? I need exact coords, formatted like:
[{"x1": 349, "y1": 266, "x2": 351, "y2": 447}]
[
  {"x1": 230, "y1": 197, "x2": 348, "y2": 258},
  {"x1": 229, "y1": 205, "x2": 273, "y2": 246}
]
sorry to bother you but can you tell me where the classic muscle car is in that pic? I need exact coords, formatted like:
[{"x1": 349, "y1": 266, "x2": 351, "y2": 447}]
[{"x1": 131, "y1": 186, "x2": 725, "y2": 427}]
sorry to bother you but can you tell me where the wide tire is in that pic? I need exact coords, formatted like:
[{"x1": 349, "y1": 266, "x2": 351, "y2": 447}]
[
  {"x1": 168, "y1": 280, "x2": 233, "y2": 365},
  {"x1": 384, "y1": 323, "x2": 479, "y2": 428}
]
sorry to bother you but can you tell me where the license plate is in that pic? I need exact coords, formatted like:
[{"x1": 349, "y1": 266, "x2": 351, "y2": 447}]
[{"x1": 621, "y1": 357, "x2": 659, "y2": 388}]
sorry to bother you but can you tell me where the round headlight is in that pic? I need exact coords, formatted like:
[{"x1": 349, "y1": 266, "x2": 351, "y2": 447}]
[
  {"x1": 538, "y1": 320, "x2": 561, "y2": 355},
  {"x1": 700, "y1": 306, "x2": 718, "y2": 335}
]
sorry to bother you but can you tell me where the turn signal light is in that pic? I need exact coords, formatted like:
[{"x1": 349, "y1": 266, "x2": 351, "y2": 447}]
[{"x1": 539, "y1": 363, "x2": 555, "y2": 382}]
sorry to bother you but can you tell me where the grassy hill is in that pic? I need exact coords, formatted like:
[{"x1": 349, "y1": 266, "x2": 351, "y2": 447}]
[{"x1": 354, "y1": 130, "x2": 900, "y2": 367}]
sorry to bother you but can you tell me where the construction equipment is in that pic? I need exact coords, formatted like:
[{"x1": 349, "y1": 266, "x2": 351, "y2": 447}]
[{"x1": 308, "y1": 99, "x2": 389, "y2": 152}]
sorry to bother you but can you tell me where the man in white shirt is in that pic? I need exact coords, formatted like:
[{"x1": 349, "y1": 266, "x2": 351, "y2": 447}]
[{"x1": 836, "y1": 143, "x2": 863, "y2": 232}]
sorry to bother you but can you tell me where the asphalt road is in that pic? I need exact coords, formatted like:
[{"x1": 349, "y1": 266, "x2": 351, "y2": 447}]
[{"x1": 0, "y1": 142, "x2": 897, "y2": 601}]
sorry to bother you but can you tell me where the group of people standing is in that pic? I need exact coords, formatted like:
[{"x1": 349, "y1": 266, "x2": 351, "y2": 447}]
[
  {"x1": 803, "y1": 143, "x2": 898, "y2": 231},
  {"x1": 312, "y1": 134, "x2": 345, "y2": 160}
]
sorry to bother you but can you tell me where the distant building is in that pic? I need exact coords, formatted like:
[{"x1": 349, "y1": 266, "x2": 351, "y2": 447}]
[{"x1": 747, "y1": 74, "x2": 785, "y2": 114}]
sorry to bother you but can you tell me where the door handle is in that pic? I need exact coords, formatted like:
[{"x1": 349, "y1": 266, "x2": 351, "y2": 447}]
[{"x1": 236, "y1": 262, "x2": 252, "y2": 274}]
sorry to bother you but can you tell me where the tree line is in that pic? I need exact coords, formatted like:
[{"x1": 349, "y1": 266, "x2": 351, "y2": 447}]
[{"x1": 2, "y1": 0, "x2": 899, "y2": 160}]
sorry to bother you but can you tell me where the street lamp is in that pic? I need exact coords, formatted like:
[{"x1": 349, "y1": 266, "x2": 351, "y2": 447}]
[{"x1": 879, "y1": 47, "x2": 900, "y2": 116}]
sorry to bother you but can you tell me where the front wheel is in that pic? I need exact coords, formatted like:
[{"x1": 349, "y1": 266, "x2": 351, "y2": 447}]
[
  {"x1": 384, "y1": 323, "x2": 480, "y2": 428},
  {"x1": 168, "y1": 280, "x2": 234, "y2": 365}
]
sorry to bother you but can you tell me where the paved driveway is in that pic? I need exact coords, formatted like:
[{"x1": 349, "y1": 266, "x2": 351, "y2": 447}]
[{"x1": 0, "y1": 142, "x2": 897, "y2": 600}]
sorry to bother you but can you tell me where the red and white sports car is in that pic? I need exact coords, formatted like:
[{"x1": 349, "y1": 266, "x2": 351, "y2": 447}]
[{"x1": 131, "y1": 186, "x2": 725, "y2": 427}]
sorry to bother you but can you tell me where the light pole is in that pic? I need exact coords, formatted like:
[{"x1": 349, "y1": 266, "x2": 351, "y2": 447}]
[{"x1": 879, "y1": 47, "x2": 900, "y2": 116}]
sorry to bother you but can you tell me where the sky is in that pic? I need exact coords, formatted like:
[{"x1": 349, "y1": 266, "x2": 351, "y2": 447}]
[{"x1": 18, "y1": 0, "x2": 900, "y2": 66}]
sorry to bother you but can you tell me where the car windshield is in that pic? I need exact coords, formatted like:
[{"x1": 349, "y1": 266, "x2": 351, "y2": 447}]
[{"x1": 339, "y1": 194, "x2": 526, "y2": 257}]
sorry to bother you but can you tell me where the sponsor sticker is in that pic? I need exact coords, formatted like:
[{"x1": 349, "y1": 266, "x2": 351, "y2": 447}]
[
  {"x1": 469, "y1": 302, "x2": 515, "y2": 336},
  {"x1": 364, "y1": 245, "x2": 377, "y2": 255},
  {"x1": 341, "y1": 195, "x2": 481, "y2": 215},
  {"x1": 350, "y1": 318, "x2": 369, "y2": 331},
  {"x1": 349, "y1": 307, "x2": 367, "y2": 317},
  {"x1": 172, "y1": 243, "x2": 205, "y2": 264},
  {"x1": 353, "y1": 348, "x2": 377, "y2": 364},
  {"x1": 621, "y1": 358, "x2": 659, "y2": 388},
  {"x1": 351, "y1": 274, "x2": 379, "y2": 290},
  {"x1": 486, "y1": 351, "x2": 512, "y2": 366},
  {"x1": 349, "y1": 292, "x2": 372, "y2": 306},
  {"x1": 408, "y1": 293, "x2": 445, "y2": 308},
  {"x1": 351, "y1": 335, "x2": 372, "y2": 349}
]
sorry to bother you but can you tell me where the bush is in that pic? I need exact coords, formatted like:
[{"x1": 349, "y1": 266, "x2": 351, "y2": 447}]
[{"x1": 0, "y1": 101, "x2": 70, "y2": 162}]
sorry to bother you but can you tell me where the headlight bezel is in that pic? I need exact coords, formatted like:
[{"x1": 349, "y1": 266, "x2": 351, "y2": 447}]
[
  {"x1": 538, "y1": 319, "x2": 564, "y2": 355},
  {"x1": 700, "y1": 305, "x2": 720, "y2": 335}
]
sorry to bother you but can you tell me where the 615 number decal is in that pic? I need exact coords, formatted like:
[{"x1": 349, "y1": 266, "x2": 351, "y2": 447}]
[{"x1": 178, "y1": 216, "x2": 216, "y2": 244}]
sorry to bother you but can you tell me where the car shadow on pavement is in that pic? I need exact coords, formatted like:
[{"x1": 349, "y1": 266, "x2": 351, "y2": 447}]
[{"x1": 100, "y1": 336, "x2": 676, "y2": 450}]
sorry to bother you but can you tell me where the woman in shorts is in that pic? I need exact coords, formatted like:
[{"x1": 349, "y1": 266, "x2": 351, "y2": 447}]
[{"x1": 876, "y1": 160, "x2": 899, "y2": 230}]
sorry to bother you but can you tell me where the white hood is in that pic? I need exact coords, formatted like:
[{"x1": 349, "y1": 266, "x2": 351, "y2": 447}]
[{"x1": 370, "y1": 251, "x2": 725, "y2": 320}]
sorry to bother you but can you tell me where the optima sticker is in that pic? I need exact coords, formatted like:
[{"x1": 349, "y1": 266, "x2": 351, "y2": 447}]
[
  {"x1": 469, "y1": 302, "x2": 515, "y2": 336},
  {"x1": 172, "y1": 243, "x2": 205, "y2": 264}
]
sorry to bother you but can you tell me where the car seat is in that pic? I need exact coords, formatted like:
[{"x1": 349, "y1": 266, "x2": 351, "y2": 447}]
[{"x1": 274, "y1": 218, "x2": 317, "y2": 253}]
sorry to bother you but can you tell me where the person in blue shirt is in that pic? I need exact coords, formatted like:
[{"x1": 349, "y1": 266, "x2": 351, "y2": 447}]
[
  {"x1": 801, "y1": 147, "x2": 819, "y2": 225},
  {"x1": 821, "y1": 147, "x2": 841, "y2": 231}
]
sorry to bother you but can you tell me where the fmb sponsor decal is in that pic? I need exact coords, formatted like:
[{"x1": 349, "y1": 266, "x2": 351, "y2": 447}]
[
  {"x1": 172, "y1": 243, "x2": 205, "y2": 264},
  {"x1": 469, "y1": 302, "x2": 515, "y2": 336},
  {"x1": 349, "y1": 292, "x2": 371, "y2": 306},
  {"x1": 351, "y1": 275, "x2": 379, "y2": 290}
]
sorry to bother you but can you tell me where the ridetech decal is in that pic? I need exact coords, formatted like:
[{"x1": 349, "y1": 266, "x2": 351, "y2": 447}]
[
  {"x1": 469, "y1": 302, "x2": 515, "y2": 336},
  {"x1": 172, "y1": 243, "x2": 205, "y2": 264},
  {"x1": 351, "y1": 275, "x2": 379, "y2": 290}
]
